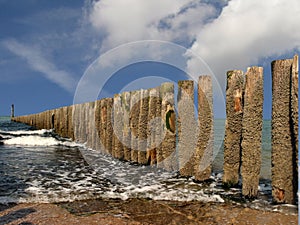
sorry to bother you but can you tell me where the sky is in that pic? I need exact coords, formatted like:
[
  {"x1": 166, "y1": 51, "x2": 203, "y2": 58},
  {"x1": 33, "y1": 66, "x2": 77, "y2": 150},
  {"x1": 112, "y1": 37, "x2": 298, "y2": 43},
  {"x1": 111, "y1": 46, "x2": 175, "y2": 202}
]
[{"x1": 0, "y1": 0, "x2": 299, "y2": 118}]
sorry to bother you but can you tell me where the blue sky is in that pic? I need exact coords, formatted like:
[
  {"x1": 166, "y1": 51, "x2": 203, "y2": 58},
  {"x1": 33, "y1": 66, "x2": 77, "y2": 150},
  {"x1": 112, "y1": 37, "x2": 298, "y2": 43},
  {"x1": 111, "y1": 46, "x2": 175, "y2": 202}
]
[{"x1": 0, "y1": 0, "x2": 299, "y2": 118}]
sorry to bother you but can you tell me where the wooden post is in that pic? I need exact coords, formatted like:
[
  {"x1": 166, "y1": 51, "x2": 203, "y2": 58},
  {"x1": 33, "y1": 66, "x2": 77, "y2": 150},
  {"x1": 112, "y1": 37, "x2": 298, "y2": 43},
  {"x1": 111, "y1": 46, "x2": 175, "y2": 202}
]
[
  {"x1": 223, "y1": 70, "x2": 244, "y2": 187},
  {"x1": 138, "y1": 89, "x2": 149, "y2": 164},
  {"x1": 72, "y1": 104, "x2": 80, "y2": 143},
  {"x1": 130, "y1": 90, "x2": 140, "y2": 163},
  {"x1": 122, "y1": 92, "x2": 132, "y2": 161},
  {"x1": 67, "y1": 106, "x2": 74, "y2": 140},
  {"x1": 113, "y1": 94, "x2": 124, "y2": 160},
  {"x1": 272, "y1": 56, "x2": 298, "y2": 204},
  {"x1": 98, "y1": 98, "x2": 108, "y2": 154},
  {"x1": 159, "y1": 82, "x2": 177, "y2": 171},
  {"x1": 241, "y1": 67, "x2": 264, "y2": 198},
  {"x1": 178, "y1": 80, "x2": 197, "y2": 176},
  {"x1": 86, "y1": 102, "x2": 96, "y2": 150},
  {"x1": 195, "y1": 75, "x2": 213, "y2": 181},
  {"x1": 106, "y1": 98, "x2": 114, "y2": 156},
  {"x1": 155, "y1": 87, "x2": 163, "y2": 166},
  {"x1": 147, "y1": 87, "x2": 160, "y2": 165}
]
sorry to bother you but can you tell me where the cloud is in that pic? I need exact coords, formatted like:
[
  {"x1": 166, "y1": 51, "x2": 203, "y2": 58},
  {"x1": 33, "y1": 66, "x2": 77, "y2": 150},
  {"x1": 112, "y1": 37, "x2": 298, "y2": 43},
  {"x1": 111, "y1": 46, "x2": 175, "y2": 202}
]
[
  {"x1": 3, "y1": 39, "x2": 77, "y2": 93},
  {"x1": 188, "y1": 0, "x2": 300, "y2": 86},
  {"x1": 86, "y1": 0, "x2": 300, "y2": 88},
  {"x1": 88, "y1": 0, "x2": 217, "y2": 51}
]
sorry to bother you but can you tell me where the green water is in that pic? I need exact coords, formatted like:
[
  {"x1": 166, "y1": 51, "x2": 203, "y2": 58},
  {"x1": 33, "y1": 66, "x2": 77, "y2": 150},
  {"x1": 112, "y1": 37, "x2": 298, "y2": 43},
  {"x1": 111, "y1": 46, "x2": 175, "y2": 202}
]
[{"x1": 212, "y1": 119, "x2": 271, "y2": 179}]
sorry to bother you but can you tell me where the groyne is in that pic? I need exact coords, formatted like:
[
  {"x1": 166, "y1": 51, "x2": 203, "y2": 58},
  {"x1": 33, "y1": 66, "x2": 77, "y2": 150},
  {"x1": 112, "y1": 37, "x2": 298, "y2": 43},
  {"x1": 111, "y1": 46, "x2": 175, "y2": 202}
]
[
  {"x1": 12, "y1": 56, "x2": 298, "y2": 204},
  {"x1": 12, "y1": 77, "x2": 213, "y2": 181}
]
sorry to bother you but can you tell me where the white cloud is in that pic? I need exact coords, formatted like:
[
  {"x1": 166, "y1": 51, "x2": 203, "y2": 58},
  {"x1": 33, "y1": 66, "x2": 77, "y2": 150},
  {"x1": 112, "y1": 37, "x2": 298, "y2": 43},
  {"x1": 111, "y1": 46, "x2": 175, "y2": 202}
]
[
  {"x1": 86, "y1": 0, "x2": 300, "y2": 87},
  {"x1": 3, "y1": 39, "x2": 77, "y2": 93},
  {"x1": 188, "y1": 0, "x2": 300, "y2": 86},
  {"x1": 88, "y1": 0, "x2": 217, "y2": 51}
]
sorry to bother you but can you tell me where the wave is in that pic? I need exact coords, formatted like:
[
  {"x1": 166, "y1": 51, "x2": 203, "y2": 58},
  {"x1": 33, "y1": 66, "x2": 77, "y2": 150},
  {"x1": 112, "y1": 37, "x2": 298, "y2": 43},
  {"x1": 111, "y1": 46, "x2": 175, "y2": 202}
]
[{"x1": 1, "y1": 129, "x2": 83, "y2": 148}]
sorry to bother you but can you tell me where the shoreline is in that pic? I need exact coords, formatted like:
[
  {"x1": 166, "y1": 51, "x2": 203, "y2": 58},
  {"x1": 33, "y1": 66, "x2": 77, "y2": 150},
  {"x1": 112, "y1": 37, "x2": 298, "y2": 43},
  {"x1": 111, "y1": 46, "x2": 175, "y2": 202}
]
[{"x1": 0, "y1": 198, "x2": 298, "y2": 225}]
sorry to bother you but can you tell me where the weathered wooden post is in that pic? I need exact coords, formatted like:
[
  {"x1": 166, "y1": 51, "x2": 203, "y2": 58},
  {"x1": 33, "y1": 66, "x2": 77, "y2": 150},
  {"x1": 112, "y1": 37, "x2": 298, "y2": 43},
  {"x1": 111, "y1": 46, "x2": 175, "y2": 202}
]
[
  {"x1": 100, "y1": 99, "x2": 108, "y2": 153},
  {"x1": 94, "y1": 100, "x2": 102, "y2": 151},
  {"x1": 147, "y1": 87, "x2": 160, "y2": 165},
  {"x1": 159, "y1": 82, "x2": 177, "y2": 171},
  {"x1": 106, "y1": 98, "x2": 114, "y2": 155},
  {"x1": 155, "y1": 86, "x2": 163, "y2": 166},
  {"x1": 223, "y1": 70, "x2": 244, "y2": 187},
  {"x1": 178, "y1": 80, "x2": 197, "y2": 176},
  {"x1": 122, "y1": 92, "x2": 131, "y2": 161},
  {"x1": 195, "y1": 75, "x2": 213, "y2": 181},
  {"x1": 67, "y1": 106, "x2": 74, "y2": 140},
  {"x1": 113, "y1": 94, "x2": 124, "y2": 160},
  {"x1": 72, "y1": 104, "x2": 80, "y2": 143},
  {"x1": 86, "y1": 102, "x2": 96, "y2": 150},
  {"x1": 272, "y1": 55, "x2": 298, "y2": 204},
  {"x1": 241, "y1": 67, "x2": 264, "y2": 198},
  {"x1": 138, "y1": 89, "x2": 149, "y2": 164},
  {"x1": 130, "y1": 90, "x2": 140, "y2": 163}
]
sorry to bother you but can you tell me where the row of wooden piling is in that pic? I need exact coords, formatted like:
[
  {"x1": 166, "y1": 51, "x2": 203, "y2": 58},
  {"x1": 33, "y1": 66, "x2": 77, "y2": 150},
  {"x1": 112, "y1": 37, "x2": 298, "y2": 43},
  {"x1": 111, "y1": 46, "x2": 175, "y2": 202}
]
[
  {"x1": 12, "y1": 56, "x2": 298, "y2": 204},
  {"x1": 12, "y1": 76, "x2": 214, "y2": 182},
  {"x1": 223, "y1": 55, "x2": 298, "y2": 204}
]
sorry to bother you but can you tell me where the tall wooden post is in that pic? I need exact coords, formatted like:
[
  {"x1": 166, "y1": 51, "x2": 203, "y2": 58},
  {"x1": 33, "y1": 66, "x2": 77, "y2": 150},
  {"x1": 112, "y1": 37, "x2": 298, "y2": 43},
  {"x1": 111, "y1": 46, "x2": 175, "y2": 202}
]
[
  {"x1": 272, "y1": 56, "x2": 298, "y2": 204},
  {"x1": 138, "y1": 89, "x2": 149, "y2": 164},
  {"x1": 130, "y1": 90, "x2": 140, "y2": 163},
  {"x1": 106, "y1": 98, "x2": 114, "y2": 156},
  {"x1": 159, "y1": 82, "x2": 177, "y2": 170},
  {"x1": 147, "y1": 87, "x2": 160, "y2": 165},
  {"x1": 122, "y1": 92, "x2": 132, "y2": 161},
  {"x1": 155, "y1": 87, "x2": 163, "y2": 166},
  {"x1": 241, "y1": 67, "x2": 264, "y2": 198},
  {"x1": 113, "y1": 94, "x2": 124, "y2": 160},
  {"x1": 223, "y1": 70, "x2": 244, "y2": 187},
  {"x1": 178, "y1": 80, "x2": 197, "y2": 176},
  {"x1": 195, "y1": 75, "x2": 213, "y2": 181}
]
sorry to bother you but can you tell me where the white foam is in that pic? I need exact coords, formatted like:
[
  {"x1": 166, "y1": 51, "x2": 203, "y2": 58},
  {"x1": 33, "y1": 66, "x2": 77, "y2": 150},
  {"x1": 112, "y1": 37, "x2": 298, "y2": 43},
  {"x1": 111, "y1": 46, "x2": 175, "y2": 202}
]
[
  {"x1": 3, "y1": 135, "x2": 83, "y2": 147},
  {"x1": 0, "y1": 129, "x2": 52, "y2": 135},
  {"x1": 4, "y1": 136, "x2": 59, "y2": 146}
]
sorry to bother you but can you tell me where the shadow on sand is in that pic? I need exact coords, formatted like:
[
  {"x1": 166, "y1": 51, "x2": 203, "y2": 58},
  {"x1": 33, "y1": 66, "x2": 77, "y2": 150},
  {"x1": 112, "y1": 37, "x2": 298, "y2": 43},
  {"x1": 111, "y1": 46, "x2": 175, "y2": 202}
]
[{"x1": 0, "y1": 208, "x2": 35, "y2": 225}]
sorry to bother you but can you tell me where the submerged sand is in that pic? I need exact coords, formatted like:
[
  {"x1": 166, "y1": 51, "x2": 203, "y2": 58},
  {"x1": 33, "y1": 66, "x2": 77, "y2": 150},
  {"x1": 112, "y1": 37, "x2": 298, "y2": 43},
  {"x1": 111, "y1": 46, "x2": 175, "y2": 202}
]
[{"x1": 0, "y1": 198, "x2": 297, "y2": 225}]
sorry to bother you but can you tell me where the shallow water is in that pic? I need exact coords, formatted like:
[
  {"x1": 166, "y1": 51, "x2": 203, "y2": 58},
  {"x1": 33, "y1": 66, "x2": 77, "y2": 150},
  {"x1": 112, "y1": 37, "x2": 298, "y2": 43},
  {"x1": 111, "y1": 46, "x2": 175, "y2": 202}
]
[{"x1": 0, "y1": 117, "x2": 296, "y2": 215}]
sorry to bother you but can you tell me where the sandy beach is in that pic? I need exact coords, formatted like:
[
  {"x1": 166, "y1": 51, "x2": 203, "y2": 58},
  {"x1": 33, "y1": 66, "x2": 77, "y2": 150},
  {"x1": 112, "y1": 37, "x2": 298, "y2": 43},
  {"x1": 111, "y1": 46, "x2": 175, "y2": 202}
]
[{"x1": 0, "y1": 198, "x2": 297, "y2": 225}]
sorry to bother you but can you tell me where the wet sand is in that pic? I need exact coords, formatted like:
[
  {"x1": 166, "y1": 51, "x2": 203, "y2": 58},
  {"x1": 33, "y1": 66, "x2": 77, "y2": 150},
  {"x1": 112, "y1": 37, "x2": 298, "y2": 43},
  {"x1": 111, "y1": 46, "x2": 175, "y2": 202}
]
[{"x1": 0, "y1": 199, "x2": 297, "y2": 225}]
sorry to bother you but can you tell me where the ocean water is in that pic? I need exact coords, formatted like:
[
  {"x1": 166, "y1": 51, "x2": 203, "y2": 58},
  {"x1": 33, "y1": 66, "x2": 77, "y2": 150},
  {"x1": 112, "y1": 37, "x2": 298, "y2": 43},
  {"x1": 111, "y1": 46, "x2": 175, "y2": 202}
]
[{"x1": 0, "y1": 117, "x2": 296, "y2": 214}]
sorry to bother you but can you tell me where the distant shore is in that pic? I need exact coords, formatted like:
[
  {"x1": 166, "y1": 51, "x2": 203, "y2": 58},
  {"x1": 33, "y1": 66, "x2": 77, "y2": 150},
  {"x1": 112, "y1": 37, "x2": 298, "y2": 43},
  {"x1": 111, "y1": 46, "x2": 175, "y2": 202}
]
[{"x1": 0, "y1": 198, "x2": 297, "y2": 225}]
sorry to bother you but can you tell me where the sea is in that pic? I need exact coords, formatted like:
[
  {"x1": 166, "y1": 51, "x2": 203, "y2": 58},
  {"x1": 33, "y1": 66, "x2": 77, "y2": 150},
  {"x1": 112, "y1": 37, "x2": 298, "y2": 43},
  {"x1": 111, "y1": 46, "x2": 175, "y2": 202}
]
[{"x1": 0, "y1": 116, "x2": 297, "y2": 214}]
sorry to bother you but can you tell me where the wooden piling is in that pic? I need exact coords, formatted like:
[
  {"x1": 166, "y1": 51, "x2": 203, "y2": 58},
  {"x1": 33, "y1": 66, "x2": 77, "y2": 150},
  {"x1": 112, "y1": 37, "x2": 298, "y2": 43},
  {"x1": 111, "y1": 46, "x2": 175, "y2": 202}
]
[
  {"x1": 223, "y1": 70, "x2": 244, "y2": 187},
  {"x1": 146, "y1": 87, "x2": 160, "y2": 165},
  {"x1": 272, "y1": 56, "x2": 298, "y2": 204},
  {"x1": 130, "y1": 91, "x2": 140, "y2": 163},
  {"x1": 241, "y1": 67, "x2": 264, "y2": 198},
  {"x1": 155, "y1": 87, "x2": 163, "y2": 166},
  {"x1": 178, "y1": 80, "x2": 197, "y2": 176},
  {"x1": 138, "y1": 89, "x2": 149, "y2": 165},
  {"x1": 159, "y1": 82, "x2": 177, "y2": 171},
  {"x1": 113, "y1": 94, "x2": 124, "y2": 160},
  {"x1": 100, "y1": 99, "x2": 108, "y2": 153},
  {"x1": 122, "y1": 92, "x2": 131, "y2": 161},
  {"x1": 106, "y1": 98, "x2": 114, "y2": 155},
  {"x1": 194, "y1": 76, "x2": 213, "y2": 181},
  {"x1": 67, "y1": 106, "x2": 74, "y2": 140}
]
